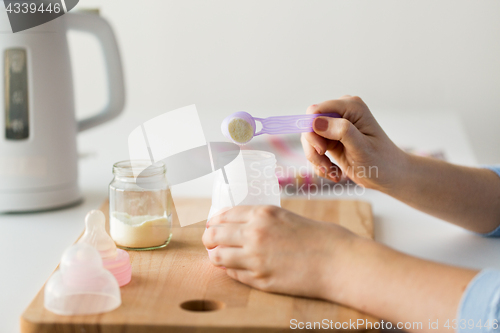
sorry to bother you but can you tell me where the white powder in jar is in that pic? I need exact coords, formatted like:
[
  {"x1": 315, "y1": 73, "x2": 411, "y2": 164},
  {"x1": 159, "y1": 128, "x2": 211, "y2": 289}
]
[
  {"x1": 110, "y1": 212, "x2": 170, "y2": 248},
  {"x1": 228, "y1": 117, "x2": 253, "y2": 144}
]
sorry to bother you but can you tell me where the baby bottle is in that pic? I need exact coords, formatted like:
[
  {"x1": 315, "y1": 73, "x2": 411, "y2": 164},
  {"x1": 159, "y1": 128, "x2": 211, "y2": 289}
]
[{"x1": 208, "y1": 150, "x2": 281, "y2": 220}]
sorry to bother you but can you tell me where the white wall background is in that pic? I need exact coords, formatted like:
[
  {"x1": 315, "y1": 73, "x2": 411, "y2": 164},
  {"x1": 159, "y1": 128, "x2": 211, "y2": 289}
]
[{"x1": 71, "y1": 0, "x2": 500, "y2": 163}]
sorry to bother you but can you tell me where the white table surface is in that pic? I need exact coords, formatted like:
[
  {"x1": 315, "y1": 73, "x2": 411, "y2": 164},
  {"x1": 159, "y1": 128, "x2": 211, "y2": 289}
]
[{"x1": 1, "y1": 111, "x2": 499, "y2": 333}]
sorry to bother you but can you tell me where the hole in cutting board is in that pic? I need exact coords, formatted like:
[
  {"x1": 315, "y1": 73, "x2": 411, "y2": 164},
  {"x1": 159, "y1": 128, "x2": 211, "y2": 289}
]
[{"x1": 180, "y1": 299, "x2": 225, "y2": 312}]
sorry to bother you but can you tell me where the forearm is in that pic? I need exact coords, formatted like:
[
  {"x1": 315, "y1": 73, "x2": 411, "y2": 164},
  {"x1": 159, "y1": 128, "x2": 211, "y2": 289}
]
[
  {"x1": 327, "y1": 238, "x2": 478, "y2": 332},
  {"x1": 384, "y1": 153, "x2": 500, "y2": 233}
]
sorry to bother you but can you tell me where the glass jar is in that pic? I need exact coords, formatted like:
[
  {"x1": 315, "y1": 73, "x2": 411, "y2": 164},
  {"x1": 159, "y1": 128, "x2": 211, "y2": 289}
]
[
  {"x1": 109, "y1": 160, "x2": 172, "y2": 250},
  {"x1": 208, "y1": 150, "x2": 281, "y2": 220}
]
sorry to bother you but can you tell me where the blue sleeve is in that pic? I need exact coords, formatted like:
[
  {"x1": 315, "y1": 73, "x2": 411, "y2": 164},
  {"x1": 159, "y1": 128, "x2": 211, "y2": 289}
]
[
  {"x1": 458, "y1": 269, "x2": 500, "y2": 332},
  {"x1": 457, "y1": 168, "x2": 500, "y2": 331},
  {"x1": 481, "y1": 166, "x2": 500, "y2": 237},
  {"x1": 485, "y1": 166, "x2": 500, "y2": 178}
]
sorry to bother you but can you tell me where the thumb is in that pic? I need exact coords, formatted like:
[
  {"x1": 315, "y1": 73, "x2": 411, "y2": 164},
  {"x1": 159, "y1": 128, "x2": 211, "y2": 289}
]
[{"x1": 313, "y1": 117, "x2": 364, "y2": 149}]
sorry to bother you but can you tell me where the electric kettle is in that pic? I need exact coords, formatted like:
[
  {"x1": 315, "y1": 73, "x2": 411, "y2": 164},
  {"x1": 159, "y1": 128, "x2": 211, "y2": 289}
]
[{"x1": 0, "y1": 9, "x2": 125, "y2": 212}]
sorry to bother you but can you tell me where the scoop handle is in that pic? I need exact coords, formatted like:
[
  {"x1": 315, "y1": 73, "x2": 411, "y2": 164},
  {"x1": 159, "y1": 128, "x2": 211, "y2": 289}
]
[{"x1": 254, "y1": 113, "x2": 341, "y2": 135}]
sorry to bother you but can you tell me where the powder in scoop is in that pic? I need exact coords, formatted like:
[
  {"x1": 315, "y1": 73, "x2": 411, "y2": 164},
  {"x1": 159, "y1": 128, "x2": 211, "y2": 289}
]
[{"x1": 228, "y1": 117, "x2": 253, "y2": 144}]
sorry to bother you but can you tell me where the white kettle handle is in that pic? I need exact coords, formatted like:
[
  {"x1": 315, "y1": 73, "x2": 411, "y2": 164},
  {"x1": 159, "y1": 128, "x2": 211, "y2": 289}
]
[{"x1": 65, "y1": 12, "x2": 126, "y2": 132}]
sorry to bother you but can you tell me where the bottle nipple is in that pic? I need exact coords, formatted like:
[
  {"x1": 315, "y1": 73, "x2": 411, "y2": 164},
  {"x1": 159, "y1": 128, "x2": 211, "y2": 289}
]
[
  {"x1": 78, "y1": 210, "x2": 132, "y2": 287},
  {"x1": 79, "y1": 210, "x2": 117, "y2": 260}
]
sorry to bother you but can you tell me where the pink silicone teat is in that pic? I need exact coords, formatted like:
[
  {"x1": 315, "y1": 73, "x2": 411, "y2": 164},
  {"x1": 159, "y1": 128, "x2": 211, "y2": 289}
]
[
  {"x1": 78, "y1": 210, "x2": 132, "y2": 287},
  {"x1": 79, "y1": 210, "x2": 117, "y2": 259}
]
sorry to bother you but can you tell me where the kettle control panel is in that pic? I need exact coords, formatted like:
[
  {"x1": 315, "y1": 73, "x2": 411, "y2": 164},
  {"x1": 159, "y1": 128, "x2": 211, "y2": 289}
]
[{"x1": 4, "y1": 48, "x2": 29, "y2": 140}]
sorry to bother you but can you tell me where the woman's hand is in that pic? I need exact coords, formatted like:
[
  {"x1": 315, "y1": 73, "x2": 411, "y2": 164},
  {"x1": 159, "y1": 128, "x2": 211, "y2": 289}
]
[
  {"x1": 202, "y1": 205, "x2": 477, "y2": 332},
  {"x1": 301, "y1": 96, "x2": 407, "y2": 191},
  {"x1": 302, "y1": 95, "x2": 500, "y2": 232},
  {"x1": 202, "y1": 205, "x2": 361, "y2": 301}
]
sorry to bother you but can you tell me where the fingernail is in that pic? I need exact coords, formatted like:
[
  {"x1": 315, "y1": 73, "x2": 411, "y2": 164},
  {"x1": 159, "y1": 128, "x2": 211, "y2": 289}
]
[
  {"x1": 314, "y1": 146, "x2": 322, "y2": 155},
  {"x1": 319, "y1": 166, "x2": 326, "y2": 175},
  {"x1": 314, "y1": 117, "x2": 329, "y2": 131}
]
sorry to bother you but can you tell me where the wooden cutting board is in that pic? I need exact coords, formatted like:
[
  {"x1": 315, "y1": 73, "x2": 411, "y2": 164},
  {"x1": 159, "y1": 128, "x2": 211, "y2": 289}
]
[{"x1": 21, "y1": 198, "x2": 378, "y2": 332}]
